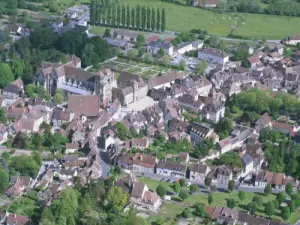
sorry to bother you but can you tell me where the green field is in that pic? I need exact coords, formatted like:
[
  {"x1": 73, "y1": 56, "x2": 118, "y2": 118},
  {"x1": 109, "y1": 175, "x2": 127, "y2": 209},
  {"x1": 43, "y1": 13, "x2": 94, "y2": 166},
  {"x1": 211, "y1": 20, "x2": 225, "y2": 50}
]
[
  {"x1": 138, "y1": 176, "x2": 300, "y2": 223},
  {"x1": 121, "y1": 0, "x2": 300, "y2": 39}
]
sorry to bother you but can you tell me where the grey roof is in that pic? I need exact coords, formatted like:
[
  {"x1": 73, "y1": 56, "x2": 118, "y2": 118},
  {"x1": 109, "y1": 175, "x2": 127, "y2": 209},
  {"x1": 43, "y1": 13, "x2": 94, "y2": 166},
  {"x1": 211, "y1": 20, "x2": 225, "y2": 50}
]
[
  {"x1": 157, "y1": 160, "x2": 186, "y2": 172},
  {"x1": 148, "y1": 41, "x2": 172, "y2": 50},
  {"x1": 3, "y1": 84, "x2": 22, "y2": 94},
  {"x1": 103, "y1": 37, "x2": 129, "y2": 48}
]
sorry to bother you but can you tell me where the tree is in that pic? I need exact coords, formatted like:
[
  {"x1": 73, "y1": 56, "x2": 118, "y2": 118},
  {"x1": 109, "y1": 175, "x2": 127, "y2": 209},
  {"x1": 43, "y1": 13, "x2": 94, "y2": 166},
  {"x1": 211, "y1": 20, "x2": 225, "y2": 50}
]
[
  {"x1": 179, "y1": 178, "x2": 186, "y2": 187},
  {"x1": 141, "y1": 6, "x2": 146, "y2": 30},
  {"x1": 232, "y1": 48, "x2": 249, "y2": 61},
  {"x1": 117, "y1": 5, "x2": 121, "y2": 27},
  {"x1": 182, "y1": 208, "x2": 191, "y2": 218},
  {"x1": 252, "y1": 195, "x2": 263, "y2": 208},
  {"x1": 146, "y1": 7, "x2": 151, "y2": 30},
  {"x1": 238, "y1": 190, "x2": 246, "y2": 202},
  {"x1": 0, "y1": 108, "x2": 7, "y2": 124},
  {"x1": 112, "y1": 5, "x2": 116, "y2": 27},
  {"x1": 127, "y1": 49, "x2": 138, "y2": 59},
  {"x1": 104, "y1": 28, "x2": 111, "y2": 37},
  {"x1": 53, "y1": 92, "x2": 64, "y2": 104},
  {"x1": 131, "y1": 8, "x2": 135, "y2": 28},
  {"x1": 179, "y1": 189, "x2": 189, "y2": 201},
  {"x1": 136, "y1": 35, "x2": 145, "y2": 49},
  {"x1": 114, "y1": 122, "x2": 131, "y2": 140},
  {"x1": 264, "y1": 184, "x2": 272, "y2": 195},
  {"x1": 227, "y1": 199, "x2": 236, "y2": 208},
  {"x1": 190, "y1": 184, "x2": 198, "y2": 194},
  {"x1": 136, "y1": 5, "x2": 141, "y2": 30},
  {"x1": 156, "y1": 184, "x2": 167, "y2": 198},
  {"x1": 157, "y1": 48, "x2": 165, "y2": 58},
  {"x1": 208, "y1": 194, "x2": 213, "y2": 205},
  {"x1": 121, "y1": 5, "x2": 126, "y2": 28},
  {"x1": 247, "y1": 202, "x2": 258, "y2": 214},
  {"x1": 173, "y1": 182, "x2": 181, "y2": 194},
  {"x1": 161, "y1": 55, "x2": 171, "y2": 66},
  {"x1": 161, "y1": 8, "x2": 166, "y2": 32},
  {"x1": 277, "y1": 192, "x2": 286, "y2": 205},
  {"x1": 285, "y1": 183, "x2": 294, "y2": 196},
  {"x1": 289, "y1": 200, "x2": 296, "y2": 213},
  {"x1": 204, "y1": 176, "x2": 212, "y2": 187},
  {"x1": 10, "y1": 59, "x2": 24, "y2": 79},
  {"x1": 144, "y1": 53, "x2": 153, "y2": 62},
  {"x1": 281, "y1": 206, "x2": 290, "y2": 220},
  {"x1": 30, "y1": 27, "x2": 56, "y2": 50},
  {"x1": 210, "y1": 184, "x2": 216, "y2": 192},
  {"x1": 151, "y1": 8, "x2": 155, "y2": 31},
  {"x1": 193, "y1": 203, "x2": 205, "y2": 217},
  {"x1": 0, "y1": 168, "x2": 9, "y2": 194},
  {"x1": 9, "y1": 155, "x2": 41, "y2": 177},
  {"x1": 126, "y1": 5, "x2": 130, "y2": 28},
  {"x1": 195, "y1": 60, "x2": 208, "y2": 75},
  {"x1": 179, "y1": 60, "x2": 186, "y2": 70},
  {"x1": 106, "y1": 186, "x2": 129, "y2": 213},
  {"x1": 0, "y1": 63, "x2": 14, "y2": 88},
  {"x1": 156, "y1": 8, "x2": 160, "y2": 31},
  {"x1": 228, "y1": 180, "x2": 235, "y2": 192},
  {"x1": 265, "y1": 201, "x2": 275, "y2": 218}
]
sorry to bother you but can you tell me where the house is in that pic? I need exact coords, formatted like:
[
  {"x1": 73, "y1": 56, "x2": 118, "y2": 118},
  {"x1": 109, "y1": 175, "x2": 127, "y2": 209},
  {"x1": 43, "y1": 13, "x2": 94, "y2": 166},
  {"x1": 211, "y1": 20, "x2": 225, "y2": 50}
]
[
  {"x1": 242, "y1": 155, "x2": 254, "y2": 177},
  {"x1": 272, "y1": 121, "x2": 298, "y2": 135},
  {"x1": 121, "y1": 138, "x2": 149, "y2": 150},
  {"x1": 0, "y1": 124, "x2": 8, "y2": 144},
  {"x1": 2, "y1": 79, "x2": 24, "y2": 99},
  {"x1": 178, "y1": 152, "x2": 189, "y2": 162},
  {"x1": 52, "y1": 108, "x2": 74, "y2": 128},
  {"x1": 130, "y1": 182, "x2": 162, "y2": 211},
  {"x1": 37, "y1": 57, "x2": 117, "y2": 102},
  {"x1": 212, "y1": 207, "x2": 238, "y2": 225},
  {"x1": 113, "y1": 29, "x2": 139, "y2": 42},
  {"x1": 52, "y1": 20, "x2": 64, "y2": 32},
  {"x1": 241, "y1": 143, "x2": 265, "y2": 170},
  {"x1": 282, "y1": 35, "x2": 300, "y2": 45},
  {"x1": 67, "y1": 95, "x2": 100, "y2": 118},
  {"x1": 156, "y1": 161, "x2": 187, "y2": 178},
  {"x1": 207, "y1": 166, "x2": 233, "y2": 185},
  {"x1": 255, "y1": 170, "x2": 296, "y2": 191},
  {"x1": 148, "y1": 71, "x2": 185, "y2": 90},
  {"x1": 177, "y1": 94, "x2": 204, "y2": 112},
  {"x1": 6, "y1": 176, "x2": 32, "y2": 197},
  {"x1": 112, "y1": 71, "x2": 148, "y2": 105},
  {"x1": 6, "y1": 213, "x2": 30, "y2": 225},
  {"x1": 202, "y1": 100, "x2": 225, "y2": 123},
  {"x1": 190, "y1": 122, "x2": 214, "y2": 145},
  {"x1": 103, "y1": 37, "x2": 131, "y2": 50},
  {"x1": 198, "y1": 48, "x2": 229, "y2": 65},
  {"x1": 264, "y1": 44, "x2": 284, "y2": 55},
  {"x1": 193, "y1": 0, "x2": 222, "y2": 7},
  {"x1": 255, "y1": 113, "x2": 272, "y2": 133},
  {"x1": 132, "y1": 153, "x2": 157, "y2": 174},
  {"x1": 78, "y1": 20, "x2": 87, "y2": 27},
  {"x1": 247, "y1": 55, "x2": 261, "y2": 68},
  {"x1": 189, "y1": 164, "x2": 211, "y2": 183},
  {"x1": 174, "y1": 42, "x2": 193, "y2": 55},
  {"x1": 192, "y1": 40, "x2": 204, "y2": 49},
  {"x1": 147, "y1": 41, "x2": 173, "y2": 56},
  {"x1": 65, "y1": 142, "x2": 80, "y2": 153},
  {"x1": 183, "y1": 76, "x2": 212, "y2": 97}
]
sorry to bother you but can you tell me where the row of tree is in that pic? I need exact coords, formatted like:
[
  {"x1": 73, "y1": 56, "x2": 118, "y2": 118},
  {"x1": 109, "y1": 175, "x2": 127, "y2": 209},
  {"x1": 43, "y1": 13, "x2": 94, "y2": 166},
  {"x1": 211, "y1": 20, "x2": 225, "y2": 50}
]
[{"x1": 90, "y1": 1, "x2": 167, "y2": 32}]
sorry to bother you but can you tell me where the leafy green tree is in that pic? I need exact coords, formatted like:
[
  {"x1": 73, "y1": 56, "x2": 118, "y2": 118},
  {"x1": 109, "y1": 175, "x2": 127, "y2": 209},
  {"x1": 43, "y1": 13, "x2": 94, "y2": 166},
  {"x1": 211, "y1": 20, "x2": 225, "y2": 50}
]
[
  {"x1": 112, "y1": 5, "x2": 116, "y2": 27},
  {"x1": 277, "y1": 192, "x2": 286, "y2": 205},
  {"x1": 136, "y1": 5, "x2": 141, "y2": 30},
  {"x1": 0, "y1": 108, "x2": 7, "y2": 124},
  {"x1": 10, "y1": 59, "x2": 24, "y2": 79},
  {"x1": 136, "y1": 35, "x2": 146, "y2": 49},
  {"x1": 210, "y1": 184, "x2": 216, "y2": 192},
  {"x1": 126, "y1": 5, "x2": 130, "y2": 28},
  {"x1": 285, "y1": 183, "x2": 294, "y2": 196},
  {"x1": 161, "y1": 55, "x2": 171, "y2": 66},
  {"x1": 182, "y1": 208, "x2": 192, "y2": 218},
  {"x1": 161, "y1": 8, "x2": 166, "y2": 32},
  {"x1": 238, "y1": 190, "x2": 246, "y2": 202},
  {"x1": 0, "y1": 63, "x2": 14, "y2": 88},
  {"x1": 247, "y1": 202, "x2": 258, "y2": 214},
  {"x1": 151, "y1": 8, "x2": 155, "y2": 31},
  {"x1": 121, "y1": 5, "x2": 126, "y2": 28},
  {"x1": 281, "y1": 206, "x2": 290, "y2": 220},
  {"x1": 30, "y1": 27, "x2": 56, "y2": 50},
  {"x1": 252, "y1": 195, "x2": 263, "y2": 208},
  {"x1": 156, "y1": 8, "x2": 160, "y2": 31},
  {"x1": 190, "y1": 184, "x2": 198, "y2": 194},
  {"x1": 264, "y1": 184, "x2": 272, "y2": 195},
  {"x1": 195, "y1": 60, "x2": 208, "y2": 75},
  {"x1": 289, "y1": 200, "x2": 296, "y2": 213},
  {"x1": 173, "y1": 182, "x2": 181, "y2": 194},
  {"x1": 232, "y1": 48, "x2": 249, "y2": 61},
  {"x1": 179, "y1": 60, "x2": 186, "y2": 70},
  {"x1": 204, "y1": 176, "x2": 212, "y2": 187},
  {"x1": 141, "y1": 6, "x2": 146, "y2": 30},
  {"x1": 116, "y1": 5, "x2": 121, "y2": 27},
  {"x1": 157, "y1": 48, "x2": 165, "y2": 58},
  {"x1": 227, "y1": 199, "x2": 236, "y2": 208},
  {"x1": 0, "y1": 168, "x2": 9, "y2": 194},
  {"x1": 208, "y1": 194, "x2": 213, "y2": 205},
  {"x1": 106, "y1": 186, "x2": 129, "y2": 213},
  {"x1": 179, "y1": 189, "x2": 189, "y2": 201},
  {"x1": 193, "y1": 203, "x2": 204, "y2": 217},
  {"x1": 146, "y1": 7, "x2": 151, "y2": 30},
  {"x1": 144, "y1": 53, "x2": 153, "y2": 62},
  {"x1": 265, "y1": 201, "x2": 275, "y2": 218},
  {"x1": 127, "y1": 49, "x2": 138, "y2": 59},
  {"x1": 156, "y1": 184, "x2": 167, "y2": 198},
  {"x1": 228, "y1": 180, "x2": 235, "y2": 192},
  {"x1": 131, "y1": 8, "x2": 135, "y2": 28},
  {"x1": 179, "y1": 178, "x2": 186, "y2": 187},
  {"x1": 53, "y1": 90, "x2": 64, "y2": 104},
  {"x1": 9, "y1": 155, "x2": 41, "y2": 177}
]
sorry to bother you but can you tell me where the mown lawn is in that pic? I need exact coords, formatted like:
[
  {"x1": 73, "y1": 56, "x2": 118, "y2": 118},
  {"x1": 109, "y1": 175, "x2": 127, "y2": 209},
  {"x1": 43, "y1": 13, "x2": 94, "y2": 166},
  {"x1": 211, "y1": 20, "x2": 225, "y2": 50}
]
[
  {"x1": 121, "y1": 0, "x2": 300, "y2": 39},
  {"x1": 138, "y1": 176, "x2": 300, "y2": 223}
]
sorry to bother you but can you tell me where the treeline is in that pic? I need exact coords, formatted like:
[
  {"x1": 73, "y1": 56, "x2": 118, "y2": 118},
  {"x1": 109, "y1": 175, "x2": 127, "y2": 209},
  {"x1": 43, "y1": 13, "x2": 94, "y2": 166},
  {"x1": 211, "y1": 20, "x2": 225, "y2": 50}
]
[
  {"x1": 267, "y1": 0, "x2": 300, "y2": 16},
  {"x1": 90, "y1": 0, "x2": 166, "y2": 32}
]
